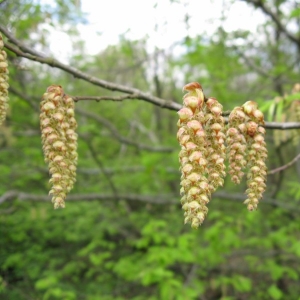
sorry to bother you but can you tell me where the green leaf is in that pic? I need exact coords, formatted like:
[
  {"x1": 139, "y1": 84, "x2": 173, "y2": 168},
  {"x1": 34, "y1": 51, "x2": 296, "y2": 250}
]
[
  {"x1": 292, "y1": 241, "x2": 300, "y2": 257},
  {"x1": 290, "y1": 8, "x2": 300, "y2": 18},
  {"x1": 89, "y1": 252, "x2": 111, "y2": 266},
  {"x1": 35, "y1": 276, "x2": 58, "y2": 290},
  {"x1": 268, "y1": 284, "x2": 283, "y2": 300},
  {"x1": 266, "y1": 101, "x2": 276, "y2": 121},
  {"x1": 232, "y1": 275, "x2": 252, "y2": 292}
]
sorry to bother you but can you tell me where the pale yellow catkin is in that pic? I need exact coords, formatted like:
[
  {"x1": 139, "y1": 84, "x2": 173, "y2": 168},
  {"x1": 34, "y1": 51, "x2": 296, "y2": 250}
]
[
  {"x1": 40, "y1": 85, "x2": 78, "y2": 208},
  {"x1": 0, "y1": 33, "x2": 9, "y2": 125},
  {"x1": 227, "y1": 101, "x2": 267, "y2": 211},
  {"x1": 178, "y1": 82, "x2": 226, "y2": 228}
]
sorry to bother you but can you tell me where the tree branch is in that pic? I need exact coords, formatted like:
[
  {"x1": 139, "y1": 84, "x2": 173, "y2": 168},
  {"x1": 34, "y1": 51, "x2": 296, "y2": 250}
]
[
  {"x1": 214, "y1": 191, "x2": 300, "y2": 212},
  {"x1": 1, "y1": 190, "x2": 299, "y2": 212},
  {"x1": 3, "y1": 26, "x2": 300, "y2": 130},
  {"x1": 73, "y1": 94, "x2": 140, "y2": 102},
  {"x1": 243, "y1": 0, "x2": 300, "y2": 48},
  {"x1": 0, "y1": 190, "x2": 176, "y2": 205},
  {"x1": 263, "y1": 121, "x2": 300, "y2": 130},
  {"x1": 0, "y1": 25, "x2": 181, "y2": 111}
]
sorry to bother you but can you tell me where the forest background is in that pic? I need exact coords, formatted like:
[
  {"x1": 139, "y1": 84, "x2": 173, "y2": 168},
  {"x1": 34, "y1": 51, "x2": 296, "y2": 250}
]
[{"x1": 1, "y1": 0, "x2": 300, "y2": 299}]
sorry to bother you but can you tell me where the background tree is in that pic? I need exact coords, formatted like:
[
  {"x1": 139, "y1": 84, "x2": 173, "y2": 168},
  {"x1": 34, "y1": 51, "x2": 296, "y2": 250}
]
[{"x1": 1, "y1": 0, "x2": 300, "y2": 299}]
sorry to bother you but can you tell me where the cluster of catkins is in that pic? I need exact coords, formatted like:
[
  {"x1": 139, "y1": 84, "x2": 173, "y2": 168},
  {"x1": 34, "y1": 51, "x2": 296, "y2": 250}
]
[
  {"x1": 0, "y1": 33, "x2": 9, "y2": 125},
  {"x1": 177, "y1": 82, "x2": 267, "y2": 228},
  {"x1": 227, "y1": 101, "x2": 267, "y2": 211},
  {"x1": 40, "y1": 85, "x2": 78, "y2": 208},
  {"x1": 177, "y1": 82, "x2": 226, "y2": 228}
]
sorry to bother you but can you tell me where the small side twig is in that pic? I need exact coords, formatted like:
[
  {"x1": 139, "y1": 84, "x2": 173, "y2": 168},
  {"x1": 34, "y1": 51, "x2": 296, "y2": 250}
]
[
  {"x1": 83, "y1": 136, "x2": 119, "y2": 198},
  {"x1": 77, "y1": 108, "x2": 175, "y2": 153},
  {"x1": 268, "y1": 152, "x2": 300, "y2": 175}
]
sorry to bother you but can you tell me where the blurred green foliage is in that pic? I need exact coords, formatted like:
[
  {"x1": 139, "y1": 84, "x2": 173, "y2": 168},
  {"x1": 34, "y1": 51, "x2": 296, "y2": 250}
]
[{"x1": 1, "y1": 0, "x2": 300, "y2": 299}]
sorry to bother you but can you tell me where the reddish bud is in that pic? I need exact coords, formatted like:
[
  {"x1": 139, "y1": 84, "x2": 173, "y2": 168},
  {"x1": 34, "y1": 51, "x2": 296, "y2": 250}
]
[
  {"x1": 246, "y1": 121, "x2": 258, "y2": 137},
  {"x1": 183, "y1": 82, "x2": 202, "y2": 91}
]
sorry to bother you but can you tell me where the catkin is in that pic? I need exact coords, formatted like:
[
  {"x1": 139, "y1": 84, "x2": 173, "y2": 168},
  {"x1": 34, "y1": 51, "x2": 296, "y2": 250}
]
[
  {"x1": 0, "y1": 33, "x2": 9, "y2": 125},
  {"x1": 226, "y1": 107, "x2": 248, "y2": 184},
  {"x1": 40, "y1": 85, "x2": 78, "y2": 208},
  {"x1": 204, "y1": 97, "x2": 226, "y2": 192},
  {"x1": 178, "y1": 83, "x2": 226, "y2": 228},
  {"x1": 227, "y1": 101, "x2": 267, "y2": 211},
  {"x1": 290, "y1": 84, "x2": 300, "y2": 146}
]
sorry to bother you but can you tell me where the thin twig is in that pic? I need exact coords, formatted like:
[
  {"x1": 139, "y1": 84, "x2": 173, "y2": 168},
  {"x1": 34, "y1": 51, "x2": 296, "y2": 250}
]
[
  {"x1": 243, "y1": 0, "x2": 300, "y2": 48},
  {"x1": 184, "y1": 264, "x2": 198, "y2": 286},
  {"x1": 232, "y1": 45, "x2": 273, "y2": 78},
  {"x1": 9, "y1": 85, "x2": 39, "y2": 111},
  {"x1": 83, "y1": 136, "x2": 119, "y2": 197},
  {"x1": 268, "y1": 152, "x2": 300, "y2": 175},
  {"x1": 76, "y1": 107, "x2": 175, "y2": 152}
]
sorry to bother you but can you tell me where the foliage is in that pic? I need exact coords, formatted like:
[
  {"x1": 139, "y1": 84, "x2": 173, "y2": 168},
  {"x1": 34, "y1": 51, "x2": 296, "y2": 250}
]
[{"x1": 1, "y1": 0, "x2": 300, "y2": 299}]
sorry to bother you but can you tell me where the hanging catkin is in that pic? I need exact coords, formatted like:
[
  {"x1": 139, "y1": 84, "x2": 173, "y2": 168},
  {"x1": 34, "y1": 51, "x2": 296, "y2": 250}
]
[
  {"x1": 227, "y1": 101, "x2": 267, "y2": 211},
  {"x1": 40, "y1": 85, "x2": 78, "y2": 208},
  {"x1": 0, "y1": 33, "x2": 9, "y2": 125},
  {"x1": 177, "y1": 82, "x2": 226, "y2": 228}
]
